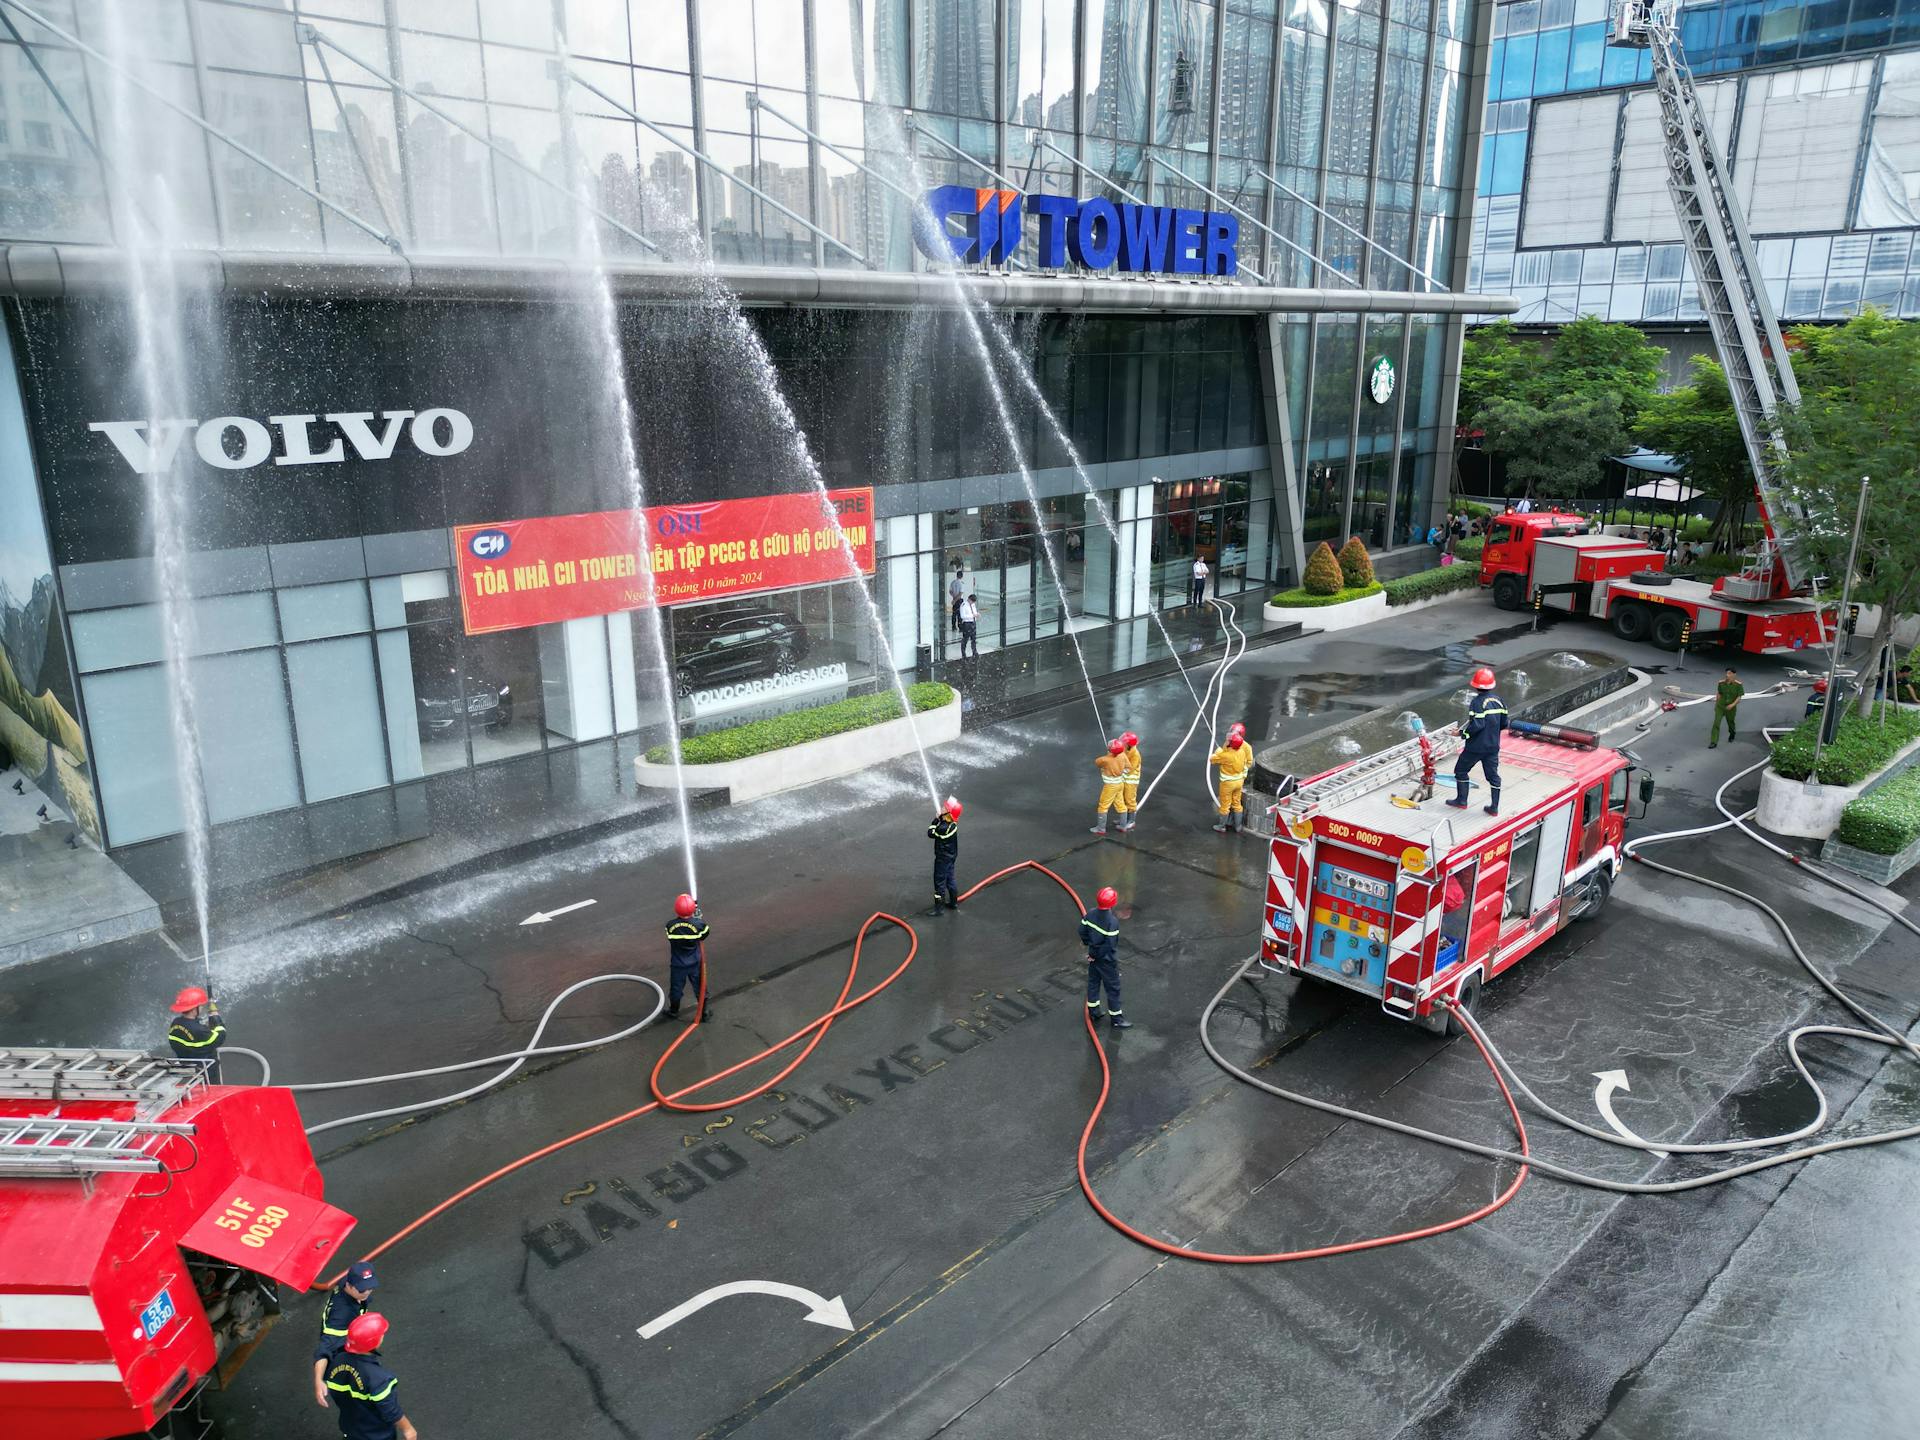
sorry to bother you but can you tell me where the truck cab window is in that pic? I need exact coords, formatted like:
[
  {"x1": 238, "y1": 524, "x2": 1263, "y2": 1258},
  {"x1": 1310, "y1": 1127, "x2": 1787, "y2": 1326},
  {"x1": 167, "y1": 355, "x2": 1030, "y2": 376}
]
[{"x1": 1610, "y1": 768, "x2": 1630, "y2": 810}]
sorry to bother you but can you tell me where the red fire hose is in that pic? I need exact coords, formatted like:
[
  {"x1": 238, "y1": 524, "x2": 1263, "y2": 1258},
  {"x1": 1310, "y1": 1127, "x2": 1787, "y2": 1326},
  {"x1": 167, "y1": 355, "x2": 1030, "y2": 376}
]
[{"x1": 327, "y1": 862, "x2": 1527, "y2": 1284}]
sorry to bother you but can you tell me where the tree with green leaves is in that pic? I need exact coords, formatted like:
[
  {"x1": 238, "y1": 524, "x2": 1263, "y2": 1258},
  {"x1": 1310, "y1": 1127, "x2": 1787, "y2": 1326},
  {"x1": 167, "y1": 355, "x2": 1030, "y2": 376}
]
[
  {"x1": 1475, "y1": 391, "x2": 1633, "y2": 499},
  {"x1": 1776, "y1": 310, "x2": 1920, "y2": 713},
  {"x1": 1632, "y1": 354, "x2": 1750, "y2": 547},
  {"x1": 1460, "y1": 316, "x2": 1665, "y2": 499}
]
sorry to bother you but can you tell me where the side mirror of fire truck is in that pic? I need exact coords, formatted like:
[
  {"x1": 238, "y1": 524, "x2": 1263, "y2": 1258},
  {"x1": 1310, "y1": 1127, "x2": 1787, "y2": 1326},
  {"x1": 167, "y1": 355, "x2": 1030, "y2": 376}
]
[{"x1": 1639, "y1": 773, "x2": 1655, "y2": 806}]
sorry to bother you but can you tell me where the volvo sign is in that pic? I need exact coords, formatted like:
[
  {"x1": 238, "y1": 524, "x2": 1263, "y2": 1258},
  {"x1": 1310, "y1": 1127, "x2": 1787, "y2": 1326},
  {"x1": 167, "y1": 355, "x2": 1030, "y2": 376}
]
[{"x1": 914, "y1": 186, "x2": 1239, "y2": 277}]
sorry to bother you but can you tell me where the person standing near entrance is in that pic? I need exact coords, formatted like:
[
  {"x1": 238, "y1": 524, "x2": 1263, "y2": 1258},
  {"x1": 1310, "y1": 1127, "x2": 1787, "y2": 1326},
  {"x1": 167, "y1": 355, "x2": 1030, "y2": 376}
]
[
  {"x1": 949, "y1": 560, "x2": 967, "y2": 625},
  {"x1": 956, "y1": 592, "x2": 979, "y2": 660},
  {"x1": 1708, "y1": 666, "x2": 1743, "y2": 748},
  {"x1": 1190, "y1": 555, "x2": 1210, "y2": 606}
]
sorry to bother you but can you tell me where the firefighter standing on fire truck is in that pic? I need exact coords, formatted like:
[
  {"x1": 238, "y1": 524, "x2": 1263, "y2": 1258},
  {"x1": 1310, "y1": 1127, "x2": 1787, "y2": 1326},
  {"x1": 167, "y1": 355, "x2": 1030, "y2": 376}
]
[
  {"x1": 1447, "y1": 667, "x2": 1508, "y2": 816},
  {"x1": 323, "y1": 1313, "x2": 419, "y2": 1440},
  {"x1": 1210, "y1": 723, "x2": 1252, "y2": 832},
  {"x1": 165, "y1": 986, "x2": 226, "y2": 1084},
  {"x1": 313, "y1": 1261, "x2": 380, "y2": 1409},
  {"x1": 1091, "y1": 739, "x2": 1129, "y2": 835}
]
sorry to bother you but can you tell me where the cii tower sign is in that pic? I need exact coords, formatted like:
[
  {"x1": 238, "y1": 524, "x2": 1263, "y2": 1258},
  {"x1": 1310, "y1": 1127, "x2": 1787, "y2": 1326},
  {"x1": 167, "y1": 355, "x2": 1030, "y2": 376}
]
[{"x1": 914, "y1": 187, "x2": 1240, "y2": 276}]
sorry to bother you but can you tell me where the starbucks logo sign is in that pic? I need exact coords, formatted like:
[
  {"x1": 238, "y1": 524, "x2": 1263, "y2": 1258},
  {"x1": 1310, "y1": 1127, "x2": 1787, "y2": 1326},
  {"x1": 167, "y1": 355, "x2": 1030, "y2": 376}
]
[{"x1": 1368, "y1": 355, "x2": 1395, "y2": 405}]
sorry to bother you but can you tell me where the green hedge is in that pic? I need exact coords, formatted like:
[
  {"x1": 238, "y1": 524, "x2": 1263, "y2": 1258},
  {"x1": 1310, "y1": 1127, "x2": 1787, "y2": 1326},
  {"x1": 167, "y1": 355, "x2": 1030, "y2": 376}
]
[
  {"x1": 1268, "y1": 581, "x2": 1385, "y2": 609},
  {"x1": 649, "y1": 682, "x2": 953, "y2": 765},
  {"x1": 1385, "y1": 564, "x2": 1481, "y2": 606},
  {"x1": 1769, "y1": 704, "x2": 1920, "y2": 785},
  {"x1": 1453, "y1": 535, "x2": 1485, "y2": 560},
  {"x1": 1835, "y1": 764, "x2": 1920, "y2": 855}
]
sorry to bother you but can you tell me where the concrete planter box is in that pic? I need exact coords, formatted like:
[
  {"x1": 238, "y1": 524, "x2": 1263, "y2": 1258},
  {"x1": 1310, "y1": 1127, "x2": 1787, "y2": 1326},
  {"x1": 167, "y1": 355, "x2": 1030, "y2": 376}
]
[
  {"x1": 634, "y1": 692, "x2": 962, "y2": 804},
  {"x1": 1820, "y1": 833, "x2": 1920, "y2": 885},
  {"x1": 1262, "y1": 585, "x2": 1473, "y2": 632},
  {"x1": 1756, "y1": 732, "x2": 1920, "y2": 840}
]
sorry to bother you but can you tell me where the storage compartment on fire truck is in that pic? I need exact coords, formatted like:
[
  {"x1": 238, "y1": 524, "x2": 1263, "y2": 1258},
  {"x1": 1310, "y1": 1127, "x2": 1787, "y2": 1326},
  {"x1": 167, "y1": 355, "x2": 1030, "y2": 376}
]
[
  {"x1": 1531, "y1": 535, "x2": 1661, "y2": 617},
  {"x1": 1306, "y1": 851, "x2": 1396, "y2": 988}
]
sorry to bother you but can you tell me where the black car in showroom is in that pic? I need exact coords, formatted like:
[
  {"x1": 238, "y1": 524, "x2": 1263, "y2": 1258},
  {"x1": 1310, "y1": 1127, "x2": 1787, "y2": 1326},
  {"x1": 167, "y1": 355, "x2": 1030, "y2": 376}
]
[
  {"x1": 672, "y1": 605, "x2": 811, "y2": 696},
  {"x1": 414, "y1": 660, "x2": 514, "y2": 734}
]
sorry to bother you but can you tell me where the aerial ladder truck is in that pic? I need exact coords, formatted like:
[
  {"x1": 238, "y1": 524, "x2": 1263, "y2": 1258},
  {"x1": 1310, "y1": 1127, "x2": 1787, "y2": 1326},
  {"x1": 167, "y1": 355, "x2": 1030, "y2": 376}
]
[{"x1": 1476, "y1": 0, "x2": 1835, "y2": 656}]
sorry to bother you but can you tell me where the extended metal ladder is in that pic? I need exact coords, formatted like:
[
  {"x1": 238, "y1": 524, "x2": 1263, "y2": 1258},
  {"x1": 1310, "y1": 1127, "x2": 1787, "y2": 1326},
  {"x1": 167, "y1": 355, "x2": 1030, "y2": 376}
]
[
  {"x1": 0, "y1": 1048, "x2": 205, "y2": 1181},
  {"x1": 1611, "y1": 0, "x2": 1806, "y2": 591},
  {"x1": 1276, "y1": 723, "x2": 1464, "y2": 825}
]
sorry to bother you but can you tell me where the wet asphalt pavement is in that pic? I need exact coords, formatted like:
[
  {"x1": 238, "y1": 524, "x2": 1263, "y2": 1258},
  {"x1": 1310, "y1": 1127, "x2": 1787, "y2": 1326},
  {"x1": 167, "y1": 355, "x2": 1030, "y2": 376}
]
[{"x1": 4, "y1": 599, "x2": 1917, "y2": 1440}]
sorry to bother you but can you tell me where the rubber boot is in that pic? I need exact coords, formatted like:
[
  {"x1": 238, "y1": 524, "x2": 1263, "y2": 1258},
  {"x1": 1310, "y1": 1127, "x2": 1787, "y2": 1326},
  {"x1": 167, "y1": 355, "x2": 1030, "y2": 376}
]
[
  {"x1": 1107, "y1": 1010, "x2": 1134, "y2": 1030},
  {"x1": 1090, "y1": 812, "x2": 1108, "y2": 835},
  {"x1": 1212, "y1": 815, "x2": 1229, "y2": 832},
  {"x1": 1086, "y1": 1002, "x2": 1102, "y2": 1022},
  {"x1": 1484, "y1": 788, "x2": 1501, "y2": 817},
  {"x1": 1445, "y1": 785, "x2": 1470, "y2": 810},
  {"x1": 1231, "y1": 810, "x2": 1244, "y2": 833}
]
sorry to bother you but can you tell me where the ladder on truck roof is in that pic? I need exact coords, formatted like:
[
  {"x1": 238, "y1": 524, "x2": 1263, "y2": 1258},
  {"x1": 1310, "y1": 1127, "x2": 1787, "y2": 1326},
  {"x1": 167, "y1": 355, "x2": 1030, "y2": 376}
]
[
  {"x1": 0, "y1": 1050, "x2": 206, "y2": 1183},
  {"x1": 1609, "y1": 0, "x2": 1806, "y2": 593},
  {"x1": 1276, "y1": 722, "x2": 1463, "y2": 824}
]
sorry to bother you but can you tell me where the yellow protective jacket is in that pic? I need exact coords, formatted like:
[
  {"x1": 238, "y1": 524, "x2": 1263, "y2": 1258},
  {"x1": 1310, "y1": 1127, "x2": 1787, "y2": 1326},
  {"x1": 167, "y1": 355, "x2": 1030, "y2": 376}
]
[
  {"x1": 1095, "y1": 753, "x2": 1127, "y2": 786},
  {"x1": 1122, "y1": 745, "x2": 1142, "y2": 784},
  {"x1": 1209, "y1": 743, "x2": 1253, "y2": 780}
]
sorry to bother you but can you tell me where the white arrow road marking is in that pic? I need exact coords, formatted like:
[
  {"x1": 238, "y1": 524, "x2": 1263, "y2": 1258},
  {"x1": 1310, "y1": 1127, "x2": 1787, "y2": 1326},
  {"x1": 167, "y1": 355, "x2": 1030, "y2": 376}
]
[
  {"x1": 1592, "y1": 1069, "x2": 1669, "y2": 1158},
  {"x1": 636, "y1": 1282, "x2": 854, "y2": 1340},
  {"x1": 520, "y1": 899, "x2": 598, "y2": 926}
]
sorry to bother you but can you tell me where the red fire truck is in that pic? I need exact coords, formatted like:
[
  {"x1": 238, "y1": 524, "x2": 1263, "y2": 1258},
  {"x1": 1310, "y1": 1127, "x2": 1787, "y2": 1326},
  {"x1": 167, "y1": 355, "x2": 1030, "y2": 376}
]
[
  {"x1": 1477, "y1": 509, "x2": 1832, "y2": 655},
  {"x1": 0, "y1": 1048, "x2": 355, "y2": 1440},
  {"x1": 1260, "y1": 720, "x2": 1643, "y2": 1031}
]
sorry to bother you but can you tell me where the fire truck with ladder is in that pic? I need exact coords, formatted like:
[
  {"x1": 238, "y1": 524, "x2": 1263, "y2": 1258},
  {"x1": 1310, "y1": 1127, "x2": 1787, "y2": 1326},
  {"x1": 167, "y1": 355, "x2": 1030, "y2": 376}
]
[
  {"x1": 1260, "y1": 720, "x2": 1647, "y2": 1031},
  {"x1": 1476, "y1": 0, "x2": 1835, "y2": 659},
  {"x1": 0, "y1": 1048, "x2": 356, "y2": 1440}
]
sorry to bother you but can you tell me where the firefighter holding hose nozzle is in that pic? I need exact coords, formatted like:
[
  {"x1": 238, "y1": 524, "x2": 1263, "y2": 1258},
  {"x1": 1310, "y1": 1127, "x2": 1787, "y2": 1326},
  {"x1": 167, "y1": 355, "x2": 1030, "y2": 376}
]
[
  {"x1": 665, "y1": 893, "x2": 711, "y2": 1023},
  {"x1": 1091, "y1": 739, "x2": 1129, "y2": 835},
  {"x1": 1210, "y1": 723, "x2": 1252, "y2": 832},
  {"x1": 1080, "y1": 886, "x2": 1131, "y2": 1030},
  {"x1": 166, "y1": 985, "x2": 226, "y2": 1084},
  {"x1": 1120, "y1": 731, "x2": 1143, "y2": 829},
  {"x1": 929, "y1": 797, "x2": 962, "y2": 910},
  {"x1": 1447, "y1": 667, "x2": 1508, "y2": 817}
]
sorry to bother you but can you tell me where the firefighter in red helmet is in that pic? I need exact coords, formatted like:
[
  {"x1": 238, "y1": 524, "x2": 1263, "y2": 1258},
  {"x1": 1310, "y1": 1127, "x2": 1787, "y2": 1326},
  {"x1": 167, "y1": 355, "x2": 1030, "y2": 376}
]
[
  {"x1": 1447, "y1": 666, "x2": 1508, "y2": 817},
  {"x1": 323, "y1": 1312, "x2": 418, "y2": 1440},
  {"x1": 1091, "y1": 738, "x2": 1129, "y2": 835},
  {"x1": 1118, "y1": 731, "x2": 1143, "y2": 831},
  {"x1": 664, "y1": 893, "x2": 711, "y2": 1023},
  {"x1": 929, "y1": 796, "x2": 962, "y2": 910},
  {"x1": 166, "y1": 985, "x2": 226, "y2": 1084},
  {"x1": 1209, "y1": 725, "x2": 1253, "y2": 832},
  {"x1": 1079, "y1": 885, "x2": 1131, "y2": 1029}
]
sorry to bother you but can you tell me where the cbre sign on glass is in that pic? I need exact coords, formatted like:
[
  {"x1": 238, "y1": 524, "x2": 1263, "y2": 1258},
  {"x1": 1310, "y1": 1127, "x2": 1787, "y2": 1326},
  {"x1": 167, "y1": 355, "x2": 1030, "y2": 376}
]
[{"x1": 914, "y1": 186, "x2": 1240, "y2": 277}]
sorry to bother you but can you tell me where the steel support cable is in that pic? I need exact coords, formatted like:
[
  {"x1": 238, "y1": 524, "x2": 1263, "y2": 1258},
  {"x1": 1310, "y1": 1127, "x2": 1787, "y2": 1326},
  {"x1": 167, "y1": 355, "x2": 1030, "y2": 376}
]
[{"x1": 957, "y1": 862, "x2": 1533, "y2": 1261}]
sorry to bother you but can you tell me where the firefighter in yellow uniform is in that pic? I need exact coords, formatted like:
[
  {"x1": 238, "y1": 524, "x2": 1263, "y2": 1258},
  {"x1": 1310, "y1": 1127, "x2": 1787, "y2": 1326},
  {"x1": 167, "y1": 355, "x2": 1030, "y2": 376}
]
[
  {"x1": 1118, "y1": 731, "x2": 1143, "y2": 832},
  {"x1": 1210, "y1": 723, "x2": 1253, "y2": 832},
  {"x1": 1091, "y1": 738, "x2": 1128, "y2": 835}
]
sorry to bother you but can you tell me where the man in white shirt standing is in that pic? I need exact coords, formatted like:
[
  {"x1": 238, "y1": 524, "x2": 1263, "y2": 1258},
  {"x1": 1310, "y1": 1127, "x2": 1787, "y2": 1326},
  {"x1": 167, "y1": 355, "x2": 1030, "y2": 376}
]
[
  {"x1": 1190, "y1": 555, "x2": 1209, "y2": 607},
  {"x1": 956, "y1": 592, "x2": 980, "y2": 660}
]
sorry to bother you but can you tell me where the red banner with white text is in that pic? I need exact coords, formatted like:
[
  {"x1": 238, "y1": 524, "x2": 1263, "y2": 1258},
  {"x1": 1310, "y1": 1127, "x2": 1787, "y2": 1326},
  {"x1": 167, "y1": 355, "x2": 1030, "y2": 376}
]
[{"x1": 452, "y1": 489, "x2": 875, "y2": 635}]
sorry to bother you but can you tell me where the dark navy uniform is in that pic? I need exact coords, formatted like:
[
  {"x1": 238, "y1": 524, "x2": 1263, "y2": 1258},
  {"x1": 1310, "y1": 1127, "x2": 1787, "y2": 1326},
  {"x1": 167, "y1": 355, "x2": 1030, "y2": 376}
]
[
  {"x1": 665, "y1": 911, "x2": 711, "y2": 1018},
  {"x1": 324, "y1": 1350, "x2": 407, "y2": 1440},
  {"x1": 1452, "y1": 690, "x2": 1508, "y2": 814},
  {"x1": 313, "y1": 1281, "x2": 369, "y2": 1367},
  {"x1": 166, "y1": 1010, "x2": 226, "y2": 1083},
  {"x1": 1079, "y1": 907, "x2": 1124, "y2": 1021},
  {"x1": 928, "y1": 812, "x2": 960, "y2": 908}
]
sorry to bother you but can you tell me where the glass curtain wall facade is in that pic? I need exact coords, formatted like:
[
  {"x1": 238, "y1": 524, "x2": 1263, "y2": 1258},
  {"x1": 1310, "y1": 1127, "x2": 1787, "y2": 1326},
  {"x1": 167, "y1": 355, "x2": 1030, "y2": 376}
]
[{"x1": 1469, "y1": 0, "x2": 1920, "y2": 324}]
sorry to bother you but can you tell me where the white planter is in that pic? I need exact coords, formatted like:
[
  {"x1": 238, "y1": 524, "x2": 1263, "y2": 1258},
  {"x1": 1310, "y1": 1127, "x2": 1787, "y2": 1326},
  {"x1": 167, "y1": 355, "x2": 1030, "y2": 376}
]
[
  {"x1": 1262, "y1": 584, "x2": 1473, "y2": 633},
  {"x1": 1757, "y1": 732, "x2": 1920, "y2": 839},
  {"x1": 634, "y1": 692, "x2": 962, "y2": 804}
]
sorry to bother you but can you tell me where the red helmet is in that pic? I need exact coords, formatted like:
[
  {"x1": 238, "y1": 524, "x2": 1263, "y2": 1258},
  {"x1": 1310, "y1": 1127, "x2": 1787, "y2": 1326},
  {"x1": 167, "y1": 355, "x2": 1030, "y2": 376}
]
[
  {"x1": 1096, "y1": 886, "x2": 1119, "y2": 909},
  {"x1": 1121, "y1": 731, "x2": 1138, "y2": 748},
  {"x1": 170, "y1": 986, "x2": 208, "y2": 1014},
  {"x1": 1228, "y1": 721, "x2": 1246, "y2": 737},
  {"x1": 674, "y1": 893, "x2": 697, "y2": 919},
  {"x1": 1226, "y1": 734, "x2": 1243, "y2": 749},
  {"x1": 1109, "y1": 738, "x2": 1126, "y2": 755},
  {"x1": 1813, "y1": 678, "x2": 1830, "y2": 693},
  {"x1": 946, "y1": 797, "x2": 962, "y2": 819},
  {"x1": 1470, "y1": 666, "x2": 1497, "y2": 689},
  {"x1": 344, "y1": 1313, "x2": 388, "y2": 1354}
]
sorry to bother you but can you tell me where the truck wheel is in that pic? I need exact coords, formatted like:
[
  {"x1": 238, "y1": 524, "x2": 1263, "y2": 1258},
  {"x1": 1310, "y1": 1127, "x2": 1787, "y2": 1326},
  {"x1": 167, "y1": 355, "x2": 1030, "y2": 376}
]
[
  {"x1": 1572, "y1": 867, "x2": 1611, "y2": 921},
  {"x1": 1651, "y1": 609, "x2": 1686, "y2": 651},
  {"x1": 1492, "y1": 574, "x2": 1525, "y2": 611},
  {"x1": 1610, "y1": 602, "x2": 1651, "y2": 642},
  {"x1": 1445, "y1": 975, "x2": 1483, "y2": 1037}
]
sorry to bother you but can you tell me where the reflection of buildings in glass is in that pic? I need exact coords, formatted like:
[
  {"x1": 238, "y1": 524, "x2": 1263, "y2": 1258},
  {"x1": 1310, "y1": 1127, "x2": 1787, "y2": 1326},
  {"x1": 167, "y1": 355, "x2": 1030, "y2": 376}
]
[
  {"x1": 0, "y1": 48, "x2": 102, "y2": 237},
  {"x1": 911, "y1": 0, "x2": 1000, "y2": 116},
  {"x1": 646, "y1": 151, "x2": 696, "y2": 229},
  {"x1": 310, "y1": 100, "x2": 404, "y2": 241},
  {"x1": 402, "y1": 103, "x2": 490, "y2": 247},
  {"x1": 1089, "y1": 0, "x2": 1151, "y2": 156}
]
